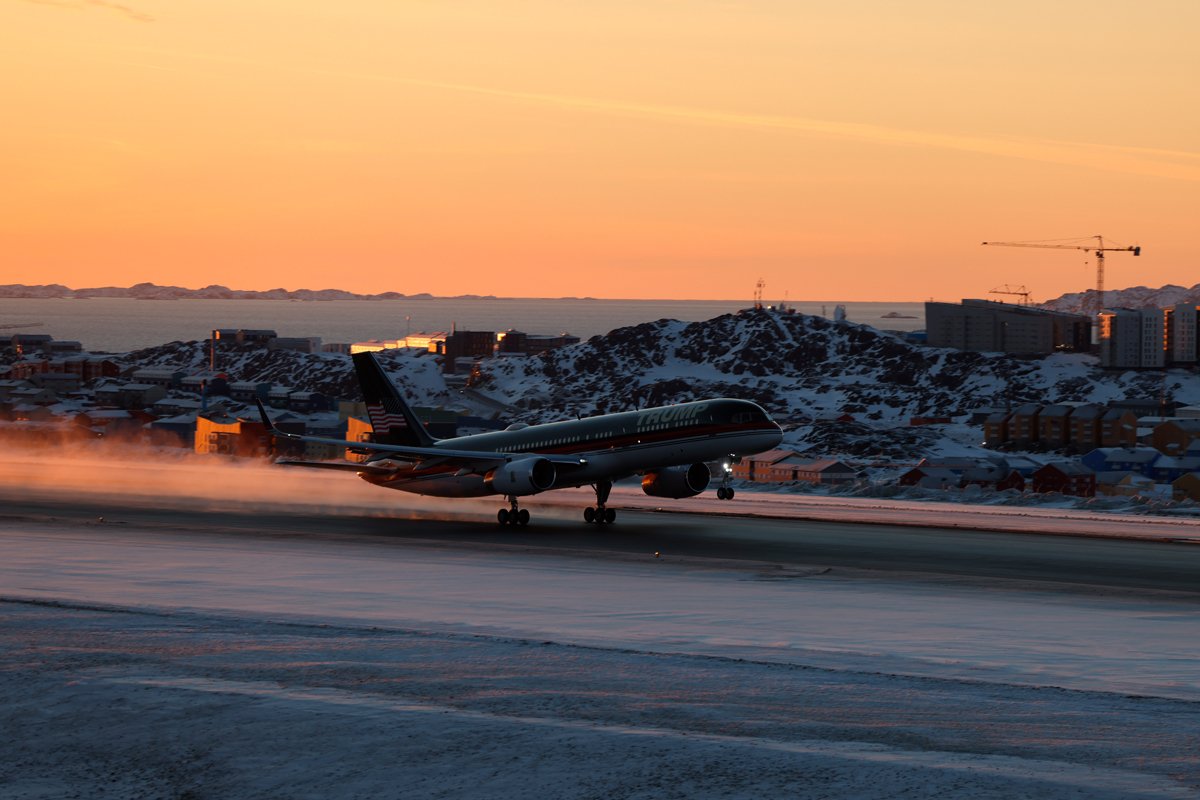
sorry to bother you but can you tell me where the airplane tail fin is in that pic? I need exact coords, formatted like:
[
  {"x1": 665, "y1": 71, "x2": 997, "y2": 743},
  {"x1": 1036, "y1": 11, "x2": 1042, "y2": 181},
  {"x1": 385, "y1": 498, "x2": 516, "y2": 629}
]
[{"x1": 352, "y1": 351, "x2": 438, "y2": 448}]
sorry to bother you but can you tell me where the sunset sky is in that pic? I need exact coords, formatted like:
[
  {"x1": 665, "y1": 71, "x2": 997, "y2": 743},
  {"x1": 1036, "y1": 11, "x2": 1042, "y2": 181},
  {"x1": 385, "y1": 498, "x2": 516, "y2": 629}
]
[{"x1": 4, "y1": 0, "x2": 1198, "y2": 301}]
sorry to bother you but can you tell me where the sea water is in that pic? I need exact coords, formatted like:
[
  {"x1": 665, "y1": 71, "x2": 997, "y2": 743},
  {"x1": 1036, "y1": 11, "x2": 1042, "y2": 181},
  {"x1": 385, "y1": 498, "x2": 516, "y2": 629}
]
[{"x1": 0, "y1": 297, "x2": 925, "y2": 353}]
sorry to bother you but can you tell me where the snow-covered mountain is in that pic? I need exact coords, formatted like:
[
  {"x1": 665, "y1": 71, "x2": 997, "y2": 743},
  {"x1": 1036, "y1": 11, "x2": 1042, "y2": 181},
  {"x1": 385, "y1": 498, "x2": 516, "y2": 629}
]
[
  {"x1": 1040, "y1": 283, "x2": 1200, "y2": 313},
  {"x1": 476, "y1": 309, "x2": 1195, "y2": 419},
  {"x1": 122, "y1": 341, "x2": 453, "y2": 406}
]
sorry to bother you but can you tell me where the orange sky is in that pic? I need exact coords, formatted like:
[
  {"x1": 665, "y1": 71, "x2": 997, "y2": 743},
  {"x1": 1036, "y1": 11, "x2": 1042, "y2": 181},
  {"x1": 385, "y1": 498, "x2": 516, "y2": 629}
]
[{"x1": 3, "y1": 0, "x2": 1198, "y2": 301}]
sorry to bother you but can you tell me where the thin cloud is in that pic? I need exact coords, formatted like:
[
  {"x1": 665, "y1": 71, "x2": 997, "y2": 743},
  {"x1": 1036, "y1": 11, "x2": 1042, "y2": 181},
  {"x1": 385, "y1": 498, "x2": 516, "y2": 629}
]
[
  {"x1": 25, "y1": 0, "x2": 153, "y2": 22},
  {"x1": 121, "y1": 47, "x2": 1200, "y2": 182},
  {"x1": 404, "y1": 79, "x2": 1200, "y2": 183}
]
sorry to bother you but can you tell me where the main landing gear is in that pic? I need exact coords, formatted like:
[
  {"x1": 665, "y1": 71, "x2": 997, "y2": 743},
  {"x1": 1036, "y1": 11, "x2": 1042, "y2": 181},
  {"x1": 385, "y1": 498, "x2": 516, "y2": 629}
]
[
  {"x1": 497, "y1": 495, "x2": 530, "y2": 527},
  {"x1": 584, "y1": 479, "x2": 617, "y2": 525},
  {"x1": 716, "y1": 459, "x2": 736, "y2": 500}
]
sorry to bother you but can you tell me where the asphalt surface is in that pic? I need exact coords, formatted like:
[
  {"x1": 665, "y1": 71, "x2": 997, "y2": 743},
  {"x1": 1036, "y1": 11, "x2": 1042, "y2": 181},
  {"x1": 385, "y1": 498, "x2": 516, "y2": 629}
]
[{"x1": 5, "y1": 493, "x2": 1200, "y2": 595}]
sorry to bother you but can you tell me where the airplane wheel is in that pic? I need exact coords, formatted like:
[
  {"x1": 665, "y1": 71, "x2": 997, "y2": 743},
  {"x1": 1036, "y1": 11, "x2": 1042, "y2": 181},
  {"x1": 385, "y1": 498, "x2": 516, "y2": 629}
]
[
  {"x1": 498, "y1": 508, "x2": 509, "y2": 525},
  {"x1": 584, "y1": 507, "x2": 596, "y2": 523},
  {"x1": 517, "y1": 509, "x2": 530, "y2": 526},
  {"x1": 727, "y1": 489, "x2": 735, "y2": 500},
  {"x1": 603, "y1": 508, "x2": 616, "y2": 524},
  {"x1": 716, "y1": 487, "x2": 727, "y2": 500}
]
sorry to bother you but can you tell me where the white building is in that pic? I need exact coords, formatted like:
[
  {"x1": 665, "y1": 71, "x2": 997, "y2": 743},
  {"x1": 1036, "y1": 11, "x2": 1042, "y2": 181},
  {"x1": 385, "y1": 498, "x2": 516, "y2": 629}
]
[
  {"x1": 1139, "y1": 308, "x2": 1166, "y2": 368},
  {"x1": 1167, "y1": 304, "x2": 1199, "y2": 364},
  {"x1": 1099, "y1": 309, "x2": 1142, "y2": 367}
]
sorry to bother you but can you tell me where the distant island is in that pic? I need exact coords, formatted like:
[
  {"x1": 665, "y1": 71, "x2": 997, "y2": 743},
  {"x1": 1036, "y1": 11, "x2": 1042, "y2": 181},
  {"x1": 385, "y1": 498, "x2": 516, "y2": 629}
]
[{"x1": 0, "y1": 282, "x2": 499, "y2": 302}]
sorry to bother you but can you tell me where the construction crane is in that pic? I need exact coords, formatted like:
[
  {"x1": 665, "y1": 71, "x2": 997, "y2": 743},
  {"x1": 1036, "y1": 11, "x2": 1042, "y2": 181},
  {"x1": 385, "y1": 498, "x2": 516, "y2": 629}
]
[
  {"x1": 981, "y1": 236, "x2": 1140, "y2": 314},
  {"x1": 988, "y1": 285, "x2": 1033, "y2": 306}
]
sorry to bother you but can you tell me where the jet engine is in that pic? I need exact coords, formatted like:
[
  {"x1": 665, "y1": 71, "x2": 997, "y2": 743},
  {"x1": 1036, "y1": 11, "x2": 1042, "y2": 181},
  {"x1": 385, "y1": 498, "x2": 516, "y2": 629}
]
[
  {"x1": 485, "y1": 457, "x2": 557, "y2": 496},
  {"x1": 641, "y1": 463, "x2": 710, "y2": 499}
]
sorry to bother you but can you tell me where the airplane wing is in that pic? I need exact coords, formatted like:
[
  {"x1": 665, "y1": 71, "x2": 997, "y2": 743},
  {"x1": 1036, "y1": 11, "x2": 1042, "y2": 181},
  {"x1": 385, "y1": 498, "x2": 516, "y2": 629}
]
[
  {"x1": 272, "y1": 459, "x2": 398, "y2": 475},
  {"x1": 254, "y1": 399, "x2": 588, "y2": 471}
]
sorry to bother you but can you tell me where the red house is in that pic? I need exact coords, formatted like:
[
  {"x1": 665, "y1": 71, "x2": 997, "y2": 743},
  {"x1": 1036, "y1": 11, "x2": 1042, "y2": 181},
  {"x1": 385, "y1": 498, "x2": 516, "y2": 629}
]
[{"x1": 1031, "y1": 462, "x2": 1096, "y2": 497}]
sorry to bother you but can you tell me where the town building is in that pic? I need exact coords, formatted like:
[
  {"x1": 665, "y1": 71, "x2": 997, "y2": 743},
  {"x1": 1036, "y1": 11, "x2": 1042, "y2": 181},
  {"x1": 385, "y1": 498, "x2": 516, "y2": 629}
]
[
  {"x1": 193, "y1": 412, "x2": 306, "y2": 457},
  {"x1": 897, "y1": 466, "x2": 961, "y2": 489},
  {"x1": 1149, "y1": 456, "x2": 1200, "y2": 483},
  {"x1": 1030, "y1": 462, "x2": 1096, "y2": 497},
  {"x1": 0, "y1": 380, "x2": 31, "y2": 402},
  {"x1": 1009, "y1": 403, "x2": 1043, "y2": 448},
  {"x1": 1066, "y1": 404, "x2": 1105, "y2": 451},
  {"x1": 30, "y1": 371, "x2": 81, "y2": 393},
  {"x1": 1096, "y1": 472, "x2": 1156, "y2": 497},
  {"x1": 925, "y1": 299, "x2": 1090, "y2": 354},
  {"x1": 1098, "y1": 308, "x2": 1147, "y2": 367},
  {"x1": 730, "y1": 449, "x2": 792, "y2": 482},
  {"x1": 1166, "y1": 304, "x2": 1199, "y2": 364},
  {"x1": 1099, "y1": 408, "x2": 1138, "y2": 447},
  {"x1": 1038, "y1": 404, "x2": 1076, "y2": 449},
  {"x1": 350, "y1": 339, "x2": 404, "y2": 355},
  {"x1": 269, "y1": 337, "x2": 322, "y2": 354},
  {"x1": 405, "y1": 332, "x2": 449, "y2": 351},
  {"x1": 130, "y1": 368, "x2": 185, "y2": 389},
  {"x1": 496, "y1": 330, "x2": 582, "y2": 357},
  {"x1": 145, "y1": 414, "x2": 198, "y2": 448},
  {"x1": 1080, "y1": 447, "x2": 1160, "y2": 476},
  {"x1": 229, "y1": 381, "x2": 273, "y2": 402},
  {"x1": 767, "y1": 456, "x2": 856, "y2": 484},
  {"x1": 983, "y1": 410, "x2": 1012, "y2": 448},
  {"x1": 1171, "y1": 472, "x2": 1200, "y2": 502},
  {"x1": 117, "y1": 383, "x2": 167, "y2": 409},
  {"x1": 1152, "y1": 420, "x2": 1200, "y2": 456},
  {"x1": 267, "y1": 386, "x2": 294, "y2": 408},
  {"x1": 441, "y1": 330, "x2": 496, "y2": 374},
  {"x1": 9, "y1": 333, "x2": 53, "y2": 355}
]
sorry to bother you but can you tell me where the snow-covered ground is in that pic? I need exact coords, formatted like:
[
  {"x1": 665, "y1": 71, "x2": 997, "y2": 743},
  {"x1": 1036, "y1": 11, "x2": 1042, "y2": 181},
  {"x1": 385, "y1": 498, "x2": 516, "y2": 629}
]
[{"x1": 1, "y1": 453, "x2": 1199, "y2": 797}]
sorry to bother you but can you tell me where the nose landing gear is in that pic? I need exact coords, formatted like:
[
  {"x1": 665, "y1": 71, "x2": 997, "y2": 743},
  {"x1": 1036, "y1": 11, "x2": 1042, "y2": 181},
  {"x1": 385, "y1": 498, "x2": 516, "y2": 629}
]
[{"x1": 497, "y1": 495, "x2": 530, "y2": 526}]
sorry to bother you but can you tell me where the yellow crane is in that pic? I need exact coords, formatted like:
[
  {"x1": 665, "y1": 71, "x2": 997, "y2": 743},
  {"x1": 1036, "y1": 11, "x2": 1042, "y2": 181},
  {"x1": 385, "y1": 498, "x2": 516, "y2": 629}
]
[
  {"x1": 981, "y1": 236, "x2": 1140, "y2": 313},
  {"x1": 988, "y1": 285, "x2": 1033, "y2": 306}
]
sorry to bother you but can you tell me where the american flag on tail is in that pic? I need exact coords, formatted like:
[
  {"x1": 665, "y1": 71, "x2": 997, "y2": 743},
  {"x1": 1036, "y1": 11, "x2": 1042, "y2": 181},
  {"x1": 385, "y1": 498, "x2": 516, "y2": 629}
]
[{"x1": 366, "y1": 402, "x2": 408, "y2": 431}]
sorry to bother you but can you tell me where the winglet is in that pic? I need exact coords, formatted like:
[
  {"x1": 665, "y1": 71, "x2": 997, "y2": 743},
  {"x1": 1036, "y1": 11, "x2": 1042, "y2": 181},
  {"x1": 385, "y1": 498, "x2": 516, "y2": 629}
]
[{"x1": 254, "y1": 397, "x2": 277, "y2": 433}]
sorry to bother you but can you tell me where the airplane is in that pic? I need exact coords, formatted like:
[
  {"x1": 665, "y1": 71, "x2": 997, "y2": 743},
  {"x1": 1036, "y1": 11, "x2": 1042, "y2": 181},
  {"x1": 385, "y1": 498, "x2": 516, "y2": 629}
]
[{"x1": 255, "y1": 351, "x2": 783, "y2": 526}]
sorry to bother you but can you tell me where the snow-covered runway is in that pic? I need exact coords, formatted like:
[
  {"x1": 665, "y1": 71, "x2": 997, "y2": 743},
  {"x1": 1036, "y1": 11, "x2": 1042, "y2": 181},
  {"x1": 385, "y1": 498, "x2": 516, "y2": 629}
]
[{"x1": 2, "y1": 513, "x2": 1199, "y2": 797}]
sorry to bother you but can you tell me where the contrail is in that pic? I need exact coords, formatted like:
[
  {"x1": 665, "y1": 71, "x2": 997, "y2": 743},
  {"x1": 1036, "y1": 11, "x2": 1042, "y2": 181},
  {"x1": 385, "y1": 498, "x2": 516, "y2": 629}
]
[
  {"x1": 24, "y1": 0, "x2": 153, "y2": 22},
  {"x1": 118, "y1": 45, "x2": 1200, "y2": 182}
]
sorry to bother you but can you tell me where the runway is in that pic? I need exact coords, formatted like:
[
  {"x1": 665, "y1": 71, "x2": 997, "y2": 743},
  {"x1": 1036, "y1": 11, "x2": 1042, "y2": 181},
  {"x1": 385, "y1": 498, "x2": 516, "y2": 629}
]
[
  {"x1": 2, "y1": 457, "x2": 1199, "y2": 797},
  {"x1": 6, "y1": 490, "x2": 1200, "y2": 595}
]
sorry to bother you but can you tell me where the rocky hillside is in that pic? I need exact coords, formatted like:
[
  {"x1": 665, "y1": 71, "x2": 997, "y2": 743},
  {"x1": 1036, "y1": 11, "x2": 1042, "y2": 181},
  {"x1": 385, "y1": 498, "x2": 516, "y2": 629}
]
[
  {"x1": 476, "y1": 308, "x2": 1195, "y2": 422},
  {"x1": 1040, "y1": 283, "x2": 1200, "y2": 313},
  {"x1": 110, "y1": 308, "x2": 1200, "y2": 459},
  {"x1": 122, "y1": 341, "x2": 451, "y2": 405}
]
